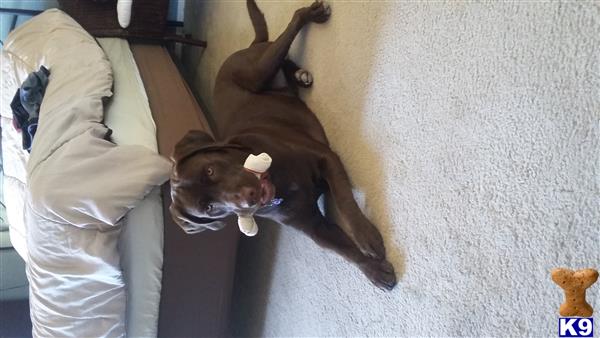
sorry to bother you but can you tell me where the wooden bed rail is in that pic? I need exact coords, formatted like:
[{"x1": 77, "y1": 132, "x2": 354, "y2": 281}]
[{"x1": 131, "y1": 44, "x2": 239, "y2": 338}]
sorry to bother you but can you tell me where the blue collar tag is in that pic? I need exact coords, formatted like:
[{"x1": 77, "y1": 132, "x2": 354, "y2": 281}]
[{"x1": 267, "y1": 198, "x2": 284, "y2": 207}]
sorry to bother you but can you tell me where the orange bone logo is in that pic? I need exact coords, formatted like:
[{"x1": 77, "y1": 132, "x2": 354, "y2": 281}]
[{"x1": 551, "y1": 268, "x2": 598, "y2": 317}]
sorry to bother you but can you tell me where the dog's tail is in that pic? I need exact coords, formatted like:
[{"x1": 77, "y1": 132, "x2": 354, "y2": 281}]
[{"x1": 247, "y1": 0, "x2": 268, "y2": 44}]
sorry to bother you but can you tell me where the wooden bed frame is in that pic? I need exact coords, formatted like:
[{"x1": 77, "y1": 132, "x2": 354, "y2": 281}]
[
  {"x1": 58, "y1": 1, "x2": 240, "y2": 337},
  {"x1": 132, "y1": 44, "x2": 240, "y2": 338}
]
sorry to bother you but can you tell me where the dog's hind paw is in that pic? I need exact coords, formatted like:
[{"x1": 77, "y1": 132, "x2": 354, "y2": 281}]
[
  {"x1": 305, "y1": 0, "x2": 331, "y2": 24},
  {"x1": 294, "y1": 69, "x2": 313, "y2": 88},
  {"x1": 317, "y1": 0, "x2": 332, "y2": 17}
]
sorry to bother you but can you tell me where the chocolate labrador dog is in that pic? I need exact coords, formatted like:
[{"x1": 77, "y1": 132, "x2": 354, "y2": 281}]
[{"x1": 170, "y1": 0, "x2": 396, "y2": 290}]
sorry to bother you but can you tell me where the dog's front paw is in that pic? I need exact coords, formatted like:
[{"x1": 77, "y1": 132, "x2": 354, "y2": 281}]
[
  {"x1": 353, "y1": 223, "x2": 386, "y2": 260},
  {"x1": 294, "y1": 69, "x2": 313, "y2": 88},
  {"x1": 360, "y1": 259, "x2": 397, "y2": 291}
]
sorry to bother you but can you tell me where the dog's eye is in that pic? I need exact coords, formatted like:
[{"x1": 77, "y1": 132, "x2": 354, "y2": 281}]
[
  {"x1": 206, "y1": 204, "x2": 213, "y2": 212},
  {"x1": 206, "y1": 167, "x2": 214, "y2": 176}
]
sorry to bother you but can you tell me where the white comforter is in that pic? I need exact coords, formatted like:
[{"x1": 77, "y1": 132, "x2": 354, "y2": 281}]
[{"x1": 2, "y1": 10, "x2": 171, "y2": 337}]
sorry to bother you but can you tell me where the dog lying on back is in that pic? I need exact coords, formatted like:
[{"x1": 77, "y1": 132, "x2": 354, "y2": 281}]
[{"x1": 170, "y1": 0, "x2": 396, "y2": 290}]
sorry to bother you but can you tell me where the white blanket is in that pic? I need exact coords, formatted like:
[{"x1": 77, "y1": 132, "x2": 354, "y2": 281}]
[{"x1": 2, "y1": 10, "x2": 171, "y2": 338}]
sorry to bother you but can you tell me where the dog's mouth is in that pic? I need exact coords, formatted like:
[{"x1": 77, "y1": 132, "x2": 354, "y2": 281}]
[{"x1": 259, "y1": 173, "x2": 276, "y2": 206}]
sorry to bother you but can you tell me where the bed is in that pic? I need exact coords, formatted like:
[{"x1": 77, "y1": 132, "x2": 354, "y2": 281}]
[{"x1": 1, "y1": 6, "x2": 239, "y2": 338}]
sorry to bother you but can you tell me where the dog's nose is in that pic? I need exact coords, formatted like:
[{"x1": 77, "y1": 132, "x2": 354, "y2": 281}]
[{"x1": 235, "y1": 186, "x2": 258, "y2": 207}]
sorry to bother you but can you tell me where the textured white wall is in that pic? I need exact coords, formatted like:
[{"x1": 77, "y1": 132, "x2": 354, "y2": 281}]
[{"x1": 183, "y1": 1, "x2": 600, "y2": 336}]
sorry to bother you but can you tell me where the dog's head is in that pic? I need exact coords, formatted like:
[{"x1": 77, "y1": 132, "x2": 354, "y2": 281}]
[{"x1": 169, "y1": 130, "x2": 276, "y2": 234}]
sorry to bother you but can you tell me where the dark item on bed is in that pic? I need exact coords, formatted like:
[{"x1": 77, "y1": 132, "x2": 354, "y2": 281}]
[
  {"x1": 10, "y1": 66, "x2": 50, "y2": 152},
  {"x1": 58, "y1": 0, "x2": 205, "y2": 47},
  {"x1": 170, "y1": 0, "x2": 397, "y2": 291}
]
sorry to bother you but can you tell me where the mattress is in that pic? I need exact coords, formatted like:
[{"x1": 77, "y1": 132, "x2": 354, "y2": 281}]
[{"x1": 99, "y1": 38, "x2": 164, "y2": 338}]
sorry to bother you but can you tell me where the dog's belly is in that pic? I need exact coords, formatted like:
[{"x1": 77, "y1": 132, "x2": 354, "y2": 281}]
[{"x1": 269, "y1": 69, "x2": 288, "y2": 89}]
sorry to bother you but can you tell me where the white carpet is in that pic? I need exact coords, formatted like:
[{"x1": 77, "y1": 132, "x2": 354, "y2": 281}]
[{"x1": 182, "y1": 1, "x2": 600, "y2": 336}]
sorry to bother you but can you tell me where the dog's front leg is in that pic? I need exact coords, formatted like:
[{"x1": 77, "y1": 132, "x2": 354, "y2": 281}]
[
  {"x1": 286, "y1": 210, "x2": 396, "y2": 290},
  {"x1": 320, "y1": 152, "x2": 387, "y2": 261}
]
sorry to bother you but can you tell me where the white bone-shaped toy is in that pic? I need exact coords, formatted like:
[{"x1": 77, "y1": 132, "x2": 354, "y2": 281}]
[
  {"x1": 117, "y1": 0, "x2": 133, "y2": 28},
  {"x1": 237, "y1": 153, "x2": 272, "y2": 237},
  {"x1": 237, "y1": 216, "x2": 259, "y2": 237}
]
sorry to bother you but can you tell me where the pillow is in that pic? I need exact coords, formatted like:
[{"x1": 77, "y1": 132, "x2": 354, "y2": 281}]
[{"x1": 28, "y1": 125, "x2": 172, "y2": 228}]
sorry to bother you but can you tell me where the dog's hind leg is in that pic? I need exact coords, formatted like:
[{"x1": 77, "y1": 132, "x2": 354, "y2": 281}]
[
  {"x1": 234, "y1": 1, "x2": 330, "y2": 93},
  {"x1": 247, "y1": 0, "x2": 268, "y2": 45}
]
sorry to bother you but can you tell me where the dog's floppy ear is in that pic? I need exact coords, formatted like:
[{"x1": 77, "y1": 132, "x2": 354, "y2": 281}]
[
  {"x1": 171, "y1": 130, "x2": 216, "y2": 164},
  {"x1": 169, "y1": 203, "x2": 227, "y2": 234}
]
